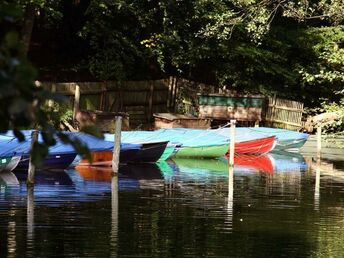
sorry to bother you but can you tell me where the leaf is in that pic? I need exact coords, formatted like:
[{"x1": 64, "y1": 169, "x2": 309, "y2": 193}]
[
  {"x1": 80, "y1": 125, "x2": 104, "y2": 139},
  {"x1": 30, "y1": 142, "x2": 49, "y2": 167},
  {"x1": 13, "y1": 129, "x2": 25, "y2": 142},
  {"x1": 42, "y1": 130, "x2": 56, "y2": 146}
]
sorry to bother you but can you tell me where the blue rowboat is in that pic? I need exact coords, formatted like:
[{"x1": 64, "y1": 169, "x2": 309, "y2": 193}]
[{"x1": 0, "y1": 131, "x2": 140, "y2": 169}]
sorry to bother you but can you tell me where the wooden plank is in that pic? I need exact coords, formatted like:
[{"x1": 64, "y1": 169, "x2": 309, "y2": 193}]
[
  {"x1": 265, "y1": 118, "x2": 302, "y2": 127},
  {"x1": 267, "y1": 105, "x2": 304, "y2": 112}
]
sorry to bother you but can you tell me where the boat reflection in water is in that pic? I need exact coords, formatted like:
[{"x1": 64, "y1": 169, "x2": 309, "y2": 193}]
[
  {"x1": 161, "y1": 150, "x2": 308, "y2": 180},
  {"x1": 0, "y1": 163, "x2": 164, "y2": 206},
  {"x1": 0, "y1": 151, "x2": 308, "y2": 203},
  {"x1": 75, "y1": 163, "x2": 164, "y2": 190}
]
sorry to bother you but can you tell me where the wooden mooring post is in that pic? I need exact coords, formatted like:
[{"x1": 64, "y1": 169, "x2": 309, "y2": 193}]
[
  {"x1": 27, "y1": 130, "x2": 38, "y2": 186},
  {"x1": 73, "y1": 84, "x2": 80, "y2": 121},
  {"x1": 229, "y1": 120, "x2": 236, "y2": 167},
  {"x1": 112, "y1": 116, "x2": 122, "y2": 174},
  {"x1": 317, "y1": 125, "x2": 322, "y2": 160}
]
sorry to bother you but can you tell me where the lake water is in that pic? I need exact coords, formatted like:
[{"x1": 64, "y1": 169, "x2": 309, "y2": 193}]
[{"x1": 1, "y1": 151, "x2": 344, "y2": 257}]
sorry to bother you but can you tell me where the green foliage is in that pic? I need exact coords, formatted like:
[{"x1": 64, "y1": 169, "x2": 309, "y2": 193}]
[
  {"x1": 4, "y1": 0, "x2": 343, "y2": 119},
  {"x1": 298, "y1": 26, "x2": 344, "y2": 86},
  {"x1": 319, "y1": 98, "x2": 344, "y2": 135},
  {"x1": 80, "y1": 0, "x2": 150, "y2": 80},
  {"x1": 0, "y1": 2, "x2": 100, "y2": 165},
  {"x1": 43, "y1": 103, "x2": 73, "y2": 129}
]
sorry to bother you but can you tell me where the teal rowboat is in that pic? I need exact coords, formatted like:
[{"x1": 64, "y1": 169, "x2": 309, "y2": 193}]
[{"x1": 158, "y1": 145, "x2": 176, "y2": 161}]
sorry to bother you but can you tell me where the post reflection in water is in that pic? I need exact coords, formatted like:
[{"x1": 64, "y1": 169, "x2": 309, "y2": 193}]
[
  {"x1": 7, "y1": 210, "x2": 16, "y2": 258},
  {"x1": 110, "y1": 174, "x2": 118, "y2": 258},
  {"x1": 226, "y1": 165, "x2": 234, "y2": 231},
  {"x1": 314, "y1": 159, "x2": 321, "y2": 211},
  {"x1": 27, "y1": 186, "x2": 35, "y2": 253}
]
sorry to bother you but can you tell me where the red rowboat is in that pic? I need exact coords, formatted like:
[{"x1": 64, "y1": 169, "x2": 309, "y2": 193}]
[{"x1": 227, "y1": 136, "x2": 276, "y2": 155}]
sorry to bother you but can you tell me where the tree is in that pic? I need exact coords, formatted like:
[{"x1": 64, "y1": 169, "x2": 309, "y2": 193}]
[{"x1": 0, "y1": 2, "x2": 99, "y2": 165}]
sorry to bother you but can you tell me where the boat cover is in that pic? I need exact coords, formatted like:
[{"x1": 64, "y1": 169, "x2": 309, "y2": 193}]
[
  {"x1": 105, "y1": 128, "x2": 230, "y2": 147},
  {"x1": 0, "y1": 130, "x2": 141, "y2": 157},
  {"x1": 106, "y1": 127, "x2": 286, "y2": 147}
]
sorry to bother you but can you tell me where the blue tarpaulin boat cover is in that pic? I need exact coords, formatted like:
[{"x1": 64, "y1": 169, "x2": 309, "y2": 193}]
[{"x1": 0, "y1": 130, "x2": 141, "y2": 157}]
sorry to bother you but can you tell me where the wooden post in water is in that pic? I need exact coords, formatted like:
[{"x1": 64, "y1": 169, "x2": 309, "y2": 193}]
[
  {"x1": 73, "y1": 84, "x2": 80, "y2": 121},
  {"x1": 229, "y1": 120, "x2": 236, "y2": 167},
  {"x1": 112, "y1": 116, "x2": 122, "y2": 174},
  {"x1": 317, "y1": 125, "x2": 322, "y2": 160},
  {"x1": 27, "y1": 130, "x2": 38, "y2": 186}
]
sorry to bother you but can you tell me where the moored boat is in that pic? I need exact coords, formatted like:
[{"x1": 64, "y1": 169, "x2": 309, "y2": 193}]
[
  {"x1": 113, "y1": 128, "x2": 278, "y2": 158},
  {"x1": 174, "y1": 143, "x2": 230, "y2": 158},
  {"x1": 78, "y1": 141, "x2": 169, "y2": 166},
  {"x1": 16, "y1": 153, "x2": 77, "y2": 170},
  {"x1": 0, "y1": 130, "x2": 122, "y2": 170},
  {"x1": 106, "y1": 132, "x2": 175, "y2": 161},
  {"x1": 217, "y1": 127, "x2": 309, "y2": 151},
  {"x1": 228, "y1": 136, "x2": 276, "y2": 155},
  {"x1": 129, "y1": 141, "x2": 169, "y2": 163},
  {"x1": 0, "y1": 156, "x2": 21, "y2": 172}
]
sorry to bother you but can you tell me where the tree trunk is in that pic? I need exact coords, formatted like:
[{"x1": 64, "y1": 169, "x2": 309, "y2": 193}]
[{"x1": 21, "y1": 4, "x2": 35, "y2": 57}]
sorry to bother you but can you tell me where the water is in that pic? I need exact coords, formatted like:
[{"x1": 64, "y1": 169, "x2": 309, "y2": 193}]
[{"x1": 0, "y1": 152, "x2": 344, "y2": 257}]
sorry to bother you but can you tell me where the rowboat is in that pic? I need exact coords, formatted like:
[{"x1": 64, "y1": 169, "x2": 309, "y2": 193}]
[
  {"x1": 247, "y1": 127, "x2": 309, "y2": 151},
  {"x1": 174, "y1": 143, "x2": 230, "y2": 158},
  {"x1": 16, "y1": 153, "x2": 78, "y2": 170},
  {"x1": 105, "y1": 132, "x2": 175, "y2": 161},
  {"x1": 129, "y1": 141, "x2": 169, "y2": 163},
  {"x1": 0, "y1": 131, "x2": 121, "y2": 170},
  {"x1": 217, "y1": 127, "x2": 309, "y2": 151},
  {"x1": 0, "y1": 156, "x2": 21, "y2": 172},
  {"x1": 230, "y1": 136, "x2": 276, "y2": 155},
  {"x1": 113, "y1": 128, "x2": 230, "y2": 159},
  {"x1": 78, "y1": 141, "x2": 169, "y2": 166}
]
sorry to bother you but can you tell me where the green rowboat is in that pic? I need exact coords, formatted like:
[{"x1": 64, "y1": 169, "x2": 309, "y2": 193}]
[{"x1": 174, "y1": 143, "x2": 230, "y2": 159}]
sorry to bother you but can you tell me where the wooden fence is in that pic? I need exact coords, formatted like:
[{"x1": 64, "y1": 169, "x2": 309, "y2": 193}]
[
  {"x1": 41, "y1": 79, "x2": 305, "y2": 131},
  {"x1": 42, "y1": 80, "x2": 171, "y2": 128},
  {"x1": 264, "y1": 95, "x2": 304, "y2": 130}
]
